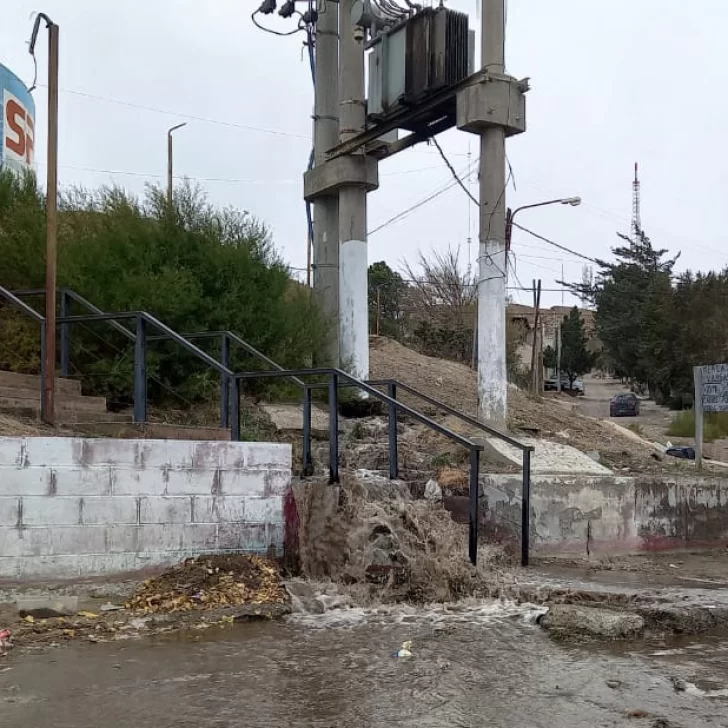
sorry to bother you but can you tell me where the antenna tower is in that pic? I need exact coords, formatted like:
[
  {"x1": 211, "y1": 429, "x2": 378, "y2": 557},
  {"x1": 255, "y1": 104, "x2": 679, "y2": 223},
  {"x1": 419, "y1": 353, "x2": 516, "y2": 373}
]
[{"x1": 631, "y1": 162, "x2": 641, "y2": 239}]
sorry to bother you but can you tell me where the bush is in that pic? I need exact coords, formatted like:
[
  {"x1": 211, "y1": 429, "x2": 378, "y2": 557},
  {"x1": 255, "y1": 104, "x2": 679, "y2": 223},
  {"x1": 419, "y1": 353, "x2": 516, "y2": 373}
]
[
  {"x1": 668, "y1": 409, "x2": 728, "y2": 443},
  {"x1": 0, "y1": 171, "x2": 329, "y2": 407}
]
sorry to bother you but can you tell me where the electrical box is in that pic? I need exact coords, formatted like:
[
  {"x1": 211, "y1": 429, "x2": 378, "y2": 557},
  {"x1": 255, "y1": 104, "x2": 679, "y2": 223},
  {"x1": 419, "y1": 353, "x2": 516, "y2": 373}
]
[{"x1": 367, "y1": 7, "x2": 471, "y2": 123}]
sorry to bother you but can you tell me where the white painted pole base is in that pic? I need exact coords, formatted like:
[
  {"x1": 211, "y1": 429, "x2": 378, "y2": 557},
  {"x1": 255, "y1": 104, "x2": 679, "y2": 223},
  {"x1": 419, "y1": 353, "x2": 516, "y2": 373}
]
[{"x1": 339, "y1": 238, "x2": 369, "y2": 381}]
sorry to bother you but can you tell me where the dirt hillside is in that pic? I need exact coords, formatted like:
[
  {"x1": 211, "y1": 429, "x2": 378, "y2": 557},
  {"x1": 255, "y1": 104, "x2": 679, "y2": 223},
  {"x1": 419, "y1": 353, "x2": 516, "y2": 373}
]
[{"x1": 369, "y1": 336, "x2": 669, "y2": 473}]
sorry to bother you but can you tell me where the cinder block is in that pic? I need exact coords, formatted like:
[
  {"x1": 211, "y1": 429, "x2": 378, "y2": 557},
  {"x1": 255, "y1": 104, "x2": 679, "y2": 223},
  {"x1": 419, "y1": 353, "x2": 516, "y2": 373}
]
[
  {"x1": 139, "y1": 496, "x2": 192, "y2": 524},
  {"x1": 191, "y1": 441, "x2": 246, "y2": 471},
  {"x1": 23, "y1": 438, "x2": 76, "y2": 468},
  {"x1": 75, "y1": 438, "x2": 147, "y2": 468},
  {"x1": 0, "y1": 497, "x2": 20, "y2": 527},
  {"x1": 0, "y1": 527, "x2": 52, "y2": 558},
  {"x1": 164, "y1": 469, "x2": 218, "y2": 496},
  {"x1": 134, "y1": 523, "x2": 217, "y2": 552},
  {"x1": 0, "y1": 467, "x2": 50, "y2": 496},
  {"x1": 106, "y1": 524, "x2": 140, "y2": 553},
  {"x1": 0, "y1": 557, "x2": 20, "y2": 578},
  {"x1": 80, "y1": 552, "x2": 144, "y2": 577},
  {"x1": 244, "y1": 443, "x2": 292, "y2": 470},
  {"x1": 0, "y1": 438, "x2": 24, "y2": 467},
  {"x1": 221, "y1": 470, "x2": 270, "y2": 496},
  {"x1": 263, "y1": 470, "x2": 292, "y2": 497},
  {"x1": 192, "y1": 495, "x2": 246, "y2": 524},
  {"x1": 53, "y1": 466, "x2": 113, "y2": 496},
  {"x1": 82, "y1": 496, "x2": 138, "y2": 525},
  {"x1": 51, "y1": 525, "x2": 107, "y2": 555},
  {"x1": 112, "y1": 468, "x2": 167, "y2": 496},
  {"x1": 22, "y1": 496, "x2": 82, "y2": 526},
  {"x1": 245, "y1": 496, "x2": 284, "y2": 524},
  {"x1": 17, "y1": 555, "x2": 82, "y2": 579}
]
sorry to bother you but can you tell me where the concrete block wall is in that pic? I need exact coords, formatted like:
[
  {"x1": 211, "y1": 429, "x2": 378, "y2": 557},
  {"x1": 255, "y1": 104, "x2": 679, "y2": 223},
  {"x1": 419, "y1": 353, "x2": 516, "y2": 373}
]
[
  {"x1": 483, "y1": 474, "x2": 728, "y2": 555},
  {"x1": 0, "y1": 437, "x2": 291, "y2": 579}
]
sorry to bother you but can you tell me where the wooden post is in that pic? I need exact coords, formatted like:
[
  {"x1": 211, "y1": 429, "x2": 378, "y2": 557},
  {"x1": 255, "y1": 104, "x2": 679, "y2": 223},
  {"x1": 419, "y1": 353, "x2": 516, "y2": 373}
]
[
  {"x1": 530, "y1": 279, "x2": 542, "y2": 395},
  {"x1": 694, "y1": 366, "x2": 704, "y2": 470}
]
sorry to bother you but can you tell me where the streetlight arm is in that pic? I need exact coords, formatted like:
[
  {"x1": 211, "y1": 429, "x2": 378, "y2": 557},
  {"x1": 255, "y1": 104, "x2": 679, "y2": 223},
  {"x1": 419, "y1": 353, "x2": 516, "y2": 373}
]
[{"x1": 511, "y1": 197, "x2": 581, "y2": 219}]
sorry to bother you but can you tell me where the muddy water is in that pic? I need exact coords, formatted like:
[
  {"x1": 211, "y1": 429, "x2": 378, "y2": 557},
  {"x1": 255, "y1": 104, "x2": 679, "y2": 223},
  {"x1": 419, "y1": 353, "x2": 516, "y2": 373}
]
[{"x1": 2, "y1": 601, "x2": 728, "y2": 728}]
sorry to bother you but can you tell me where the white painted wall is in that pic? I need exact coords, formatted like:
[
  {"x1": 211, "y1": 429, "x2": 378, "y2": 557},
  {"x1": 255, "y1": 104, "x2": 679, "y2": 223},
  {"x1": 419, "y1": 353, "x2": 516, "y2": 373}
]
[
  {"x1": 339, "y1": 237, "x2": 369, "y2": 380},
  {"x1": 0, "y1": 437, "x2": 291, "y2": 580}
]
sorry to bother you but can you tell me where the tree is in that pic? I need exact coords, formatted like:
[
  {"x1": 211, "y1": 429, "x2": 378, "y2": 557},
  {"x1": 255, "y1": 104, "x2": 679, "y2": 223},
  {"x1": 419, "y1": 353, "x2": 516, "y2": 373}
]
[
  {"x1": 542, "y1": 345, "x2": 558, "y2": 372},
  {"x1": 368, "y1": 261, "x2": 407, "y2": 339},
  {"x1": 559, "y1": 307, "x2": 596, "y2": 389}
]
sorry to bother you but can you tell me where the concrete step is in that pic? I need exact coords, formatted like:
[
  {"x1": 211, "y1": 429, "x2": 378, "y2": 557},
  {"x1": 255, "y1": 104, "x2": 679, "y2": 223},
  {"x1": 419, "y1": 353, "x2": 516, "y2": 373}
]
[
  {"x1": 0, "y1": 370, "x2": 82, "y2": 396},
  {"x1": 71, "y1": 421, "x2": 232, "y2": 441},
  {"x1": 0, "y1": 393, "x2": 107, "y2": 414},
  {"x1": 0, "y1": 385, "x2": 107, "y2": 407}
]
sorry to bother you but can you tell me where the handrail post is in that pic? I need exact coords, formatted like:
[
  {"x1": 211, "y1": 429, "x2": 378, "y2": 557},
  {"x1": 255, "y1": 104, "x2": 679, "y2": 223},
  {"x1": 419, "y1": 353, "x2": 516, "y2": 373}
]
[
  {"x1": 521, "y1": 448, "x2": 532, "y2": 567},
  {"x1": 39, "y1": 322, "x2": 48, "y2": 423},
  {"x1": 328, "y1": 372, "x2": 339, "y2": 483},
  {"x1": 220, "y1": 334, "x2": 230, "y2": 428},
  {"x1": 230, "y1": 378, "x2": 241, "y2": 441},
  {"x1": 469, "y1": 448, "x2": 480, "y2": 566},
  {"x1": 59, "y1": 289, "x2": 70, "y2": 378},
  {"x1": 133, "y1": 314, "x2": 148, "y2": 424},
  {"x1": 388, "y1": 381, "x2": 398, "y2": 480},
  {"x1": 303, "y1": 384, "x2": 313, "y2": 476}
]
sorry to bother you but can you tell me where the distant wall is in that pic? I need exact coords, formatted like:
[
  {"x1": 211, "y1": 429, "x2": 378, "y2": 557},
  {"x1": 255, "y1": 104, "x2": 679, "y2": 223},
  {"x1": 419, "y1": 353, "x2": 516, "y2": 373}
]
[
  {"x1": 482, "y1": 474, "x2": 728, "y2": 555},
  {"x1": 0, "y1": 437, "x2": 291, "y2": 580}
]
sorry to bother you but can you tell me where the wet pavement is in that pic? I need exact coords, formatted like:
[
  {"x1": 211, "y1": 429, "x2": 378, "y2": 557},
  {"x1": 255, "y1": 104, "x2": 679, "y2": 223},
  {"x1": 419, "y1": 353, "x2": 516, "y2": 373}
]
[{"x1": 2, "y1": 601, "x2": 728, "y2": 727}]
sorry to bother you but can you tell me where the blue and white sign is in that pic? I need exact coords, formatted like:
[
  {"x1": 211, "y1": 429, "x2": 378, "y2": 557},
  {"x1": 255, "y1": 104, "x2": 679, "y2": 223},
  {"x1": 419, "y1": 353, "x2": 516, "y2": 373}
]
[
  {"x1": 0, "y1": 63, "x2": 35, "y2": 174},
  {"x1": 698, "y1": 363, "x2": 728, "y2": 413}
]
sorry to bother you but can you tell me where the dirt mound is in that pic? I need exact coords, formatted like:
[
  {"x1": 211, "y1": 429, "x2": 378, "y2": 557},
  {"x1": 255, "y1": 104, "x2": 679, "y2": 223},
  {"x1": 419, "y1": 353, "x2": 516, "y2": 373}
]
[
  {"x1": 0, "y1": 413, "x2": 49, "y2": 436},
  {"x1": 369, "y1": 336, "x2": 664, "y2": 472},
  {"x1": 126, "y1": 554, "x2": 288, "y2": 615}
]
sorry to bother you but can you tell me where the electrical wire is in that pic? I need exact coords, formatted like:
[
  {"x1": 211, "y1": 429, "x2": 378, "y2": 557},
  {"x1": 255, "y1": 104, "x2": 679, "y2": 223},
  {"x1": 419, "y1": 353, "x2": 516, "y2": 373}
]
[
  {"x1": 431, "y1": 137, "x2": 479, "y2": 207},
  {"x1": 512, "y1": 222, "x2": 598, "y2": 263},
  {"x1": 251, "y1": 9, "x2": 304, "y2": 36}
]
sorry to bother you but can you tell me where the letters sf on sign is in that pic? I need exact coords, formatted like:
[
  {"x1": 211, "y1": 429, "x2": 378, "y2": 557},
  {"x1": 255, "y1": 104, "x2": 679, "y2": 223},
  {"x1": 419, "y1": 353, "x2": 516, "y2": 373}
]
[
  {"x1": 698, "y1": 363, "x2": 728, "y2": 413},
  {"x1": 3, "y1": 90, "x2": 34, "y2": 168}
]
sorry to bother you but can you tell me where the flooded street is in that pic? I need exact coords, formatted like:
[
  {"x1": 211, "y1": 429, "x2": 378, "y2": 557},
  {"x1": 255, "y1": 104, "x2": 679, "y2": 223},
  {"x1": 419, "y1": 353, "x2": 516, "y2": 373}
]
[{"x1": 2, "y1": 601, "x2": 728, "y2": 727}]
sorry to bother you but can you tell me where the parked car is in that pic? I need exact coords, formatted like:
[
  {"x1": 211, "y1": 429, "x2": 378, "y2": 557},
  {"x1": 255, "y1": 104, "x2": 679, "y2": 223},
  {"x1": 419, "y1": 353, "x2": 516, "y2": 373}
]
[
  {"x1": 610, "y1": 392, "x2": 640, "y2": 417},
  {"x1": 564, "y1": 378, "x2": 585, "y2": 396}
]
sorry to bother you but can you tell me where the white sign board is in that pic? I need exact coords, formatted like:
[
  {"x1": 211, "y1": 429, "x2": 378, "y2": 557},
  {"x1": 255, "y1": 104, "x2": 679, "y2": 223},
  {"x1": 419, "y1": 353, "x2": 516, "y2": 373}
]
[{"x1": 697, "y1": 363, "x2": 728, "y2": 413}]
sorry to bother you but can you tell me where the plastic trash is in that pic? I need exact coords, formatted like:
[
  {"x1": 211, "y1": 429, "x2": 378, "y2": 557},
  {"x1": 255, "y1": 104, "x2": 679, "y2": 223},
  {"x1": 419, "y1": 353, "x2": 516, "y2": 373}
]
[{"x1": 393, "y1": 640, "x2": 413, "y2": 658}]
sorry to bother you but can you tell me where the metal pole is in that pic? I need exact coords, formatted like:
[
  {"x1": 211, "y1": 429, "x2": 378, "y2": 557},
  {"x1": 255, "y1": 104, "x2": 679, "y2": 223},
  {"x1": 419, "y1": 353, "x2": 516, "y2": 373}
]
[
  {"x1": 312, "y1": 1, "x2": 341, "y2": 364},
  {"x1": 220, "y1": 334, "x2": 230, "y2": 428},
  {"x1": 521, "y1": 448, "x2": 532, "y2": 566},
  {"x1": 338, "y1": 0, "x2": 369, "y2": 380},
  {"x1": 388, "y1": 381, "x2": 398, "y2": 480},
  {"x1": 376, "y1": 287, "x2": 381, "y2": 337},
  {"x1": 328, "y1": 372, "x2": 339, "y2": 483},
  {"x1": 555, "y1": 319, "x2": 562, "y2": 393},
  {"x1": 477, "y1": 0, "x2": 507, "y2": 428},
  {"x1": 694, "y1": 366, "x2": 704, "y2": 470},
  {"x1": 303, "y1": 385, "x2": 313, "y2": 476},
  {"x1": 133, "y1": 315, "x2": 147, "y2": 424},
  {"x1": 59, "y1": 289, "x2": 70, "y2": 378},
  {"x1": 469, "y1": 448, "x2": 481, "y2": 566},
  {"x1": 530, "y1": 279, "x2": 542, "y2": 394},
  {"x1": 230, "y1": 378, "x2": 241, "y2": 441},
  {"x1": 43, "y1": 21, "x2": 59, "y2": 426},
  {"x1": 166, "y1": 122, "x2": 186, "y2": 210}
]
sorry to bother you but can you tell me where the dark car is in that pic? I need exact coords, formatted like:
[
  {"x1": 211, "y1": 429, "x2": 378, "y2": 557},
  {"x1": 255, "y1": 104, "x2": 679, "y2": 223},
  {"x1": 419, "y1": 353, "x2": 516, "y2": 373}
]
[{"x1": 610, "y1": 393, "x2": 640, "y2": 417}]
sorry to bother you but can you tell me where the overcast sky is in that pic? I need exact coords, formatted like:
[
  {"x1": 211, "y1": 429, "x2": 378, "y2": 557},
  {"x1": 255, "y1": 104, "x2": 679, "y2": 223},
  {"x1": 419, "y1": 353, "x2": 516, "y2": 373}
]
[{"x1": 2, "y1": 0, "x2": 726, "y2": 307}]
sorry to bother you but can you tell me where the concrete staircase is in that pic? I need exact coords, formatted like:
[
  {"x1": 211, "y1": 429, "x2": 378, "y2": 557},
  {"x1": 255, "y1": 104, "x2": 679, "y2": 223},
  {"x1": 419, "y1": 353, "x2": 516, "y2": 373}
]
[{"x1": 0, "y1": 370, "x2": 122, "y2": 424}]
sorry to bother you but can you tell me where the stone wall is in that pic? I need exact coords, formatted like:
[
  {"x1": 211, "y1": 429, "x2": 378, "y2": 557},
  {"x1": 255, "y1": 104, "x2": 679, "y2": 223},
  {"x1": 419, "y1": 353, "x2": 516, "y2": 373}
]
[
  {"x1": 0, "y1": 437, "x2": 291, "y2": 579},
  {"x1": 482, "y1": 474, "x2": 728, "y2": 555}
]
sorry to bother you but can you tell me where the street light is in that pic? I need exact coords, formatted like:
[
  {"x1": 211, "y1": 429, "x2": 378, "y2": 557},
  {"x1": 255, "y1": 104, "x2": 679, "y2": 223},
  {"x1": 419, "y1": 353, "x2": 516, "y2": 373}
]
[
  {"x1": 167, "y1": 122, "x2": 187, "y2": 209},
  {"x1": 504, "y1": 196, "x2": 581, "y2": 396}
]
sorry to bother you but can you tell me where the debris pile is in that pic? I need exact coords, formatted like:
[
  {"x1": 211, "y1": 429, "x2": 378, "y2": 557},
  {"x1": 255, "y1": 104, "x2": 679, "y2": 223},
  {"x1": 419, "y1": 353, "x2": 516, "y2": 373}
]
[{"x1": 126, "y1": 554, "x2": 288, "y2": 615}]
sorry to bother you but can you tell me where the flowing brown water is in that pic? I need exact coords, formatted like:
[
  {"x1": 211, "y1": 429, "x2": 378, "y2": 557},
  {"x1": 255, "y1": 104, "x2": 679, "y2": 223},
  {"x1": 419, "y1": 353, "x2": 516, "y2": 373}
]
[{"x1": 2, "y1": 600, "x2": 728, "y2": 727}]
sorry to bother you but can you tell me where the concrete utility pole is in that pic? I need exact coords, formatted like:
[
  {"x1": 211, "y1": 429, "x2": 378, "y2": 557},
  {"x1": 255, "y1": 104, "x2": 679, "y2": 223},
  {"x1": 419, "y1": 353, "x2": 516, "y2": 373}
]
[
  {"x1": 337, "y1": 0, "x2": 369, "y2": 379},
  {"x1": 167, "y1": 122, "x2": 186, "y2": 209},
  {"x1": 477, "y1": 0, "x2": 508, "y2": 427},
  {"x1": 312, "y1": 1, "x2": 341, "y2": 363}
]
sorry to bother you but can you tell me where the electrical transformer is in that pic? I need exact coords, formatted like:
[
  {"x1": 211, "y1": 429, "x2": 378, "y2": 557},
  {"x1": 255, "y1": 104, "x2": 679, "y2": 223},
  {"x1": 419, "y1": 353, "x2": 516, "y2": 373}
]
[{"x1": 367, "y1": 6, "x2": 472, "y2": 124}]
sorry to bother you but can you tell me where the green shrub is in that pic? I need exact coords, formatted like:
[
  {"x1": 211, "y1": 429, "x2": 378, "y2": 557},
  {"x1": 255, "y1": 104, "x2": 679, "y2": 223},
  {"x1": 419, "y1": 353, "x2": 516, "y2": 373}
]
[
  {"x1": 668, "y1": 409, "x2": 728, "y2": 443},
  {"x1": 0, "y1": 171, "x2": 329, "y2": 408}
]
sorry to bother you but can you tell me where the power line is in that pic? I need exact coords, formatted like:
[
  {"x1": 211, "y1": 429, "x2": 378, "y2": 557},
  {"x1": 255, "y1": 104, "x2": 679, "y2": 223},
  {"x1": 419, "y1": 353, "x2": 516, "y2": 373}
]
[
  {"x1": 512, "y1": 222, "x2": 598, "y2": 263},
  {"x1": 38, "y1": 84, "x2": 310, "y2": 140},
  {"x1": 430, "y1": 137, "x2": 479, "y2": 206}
]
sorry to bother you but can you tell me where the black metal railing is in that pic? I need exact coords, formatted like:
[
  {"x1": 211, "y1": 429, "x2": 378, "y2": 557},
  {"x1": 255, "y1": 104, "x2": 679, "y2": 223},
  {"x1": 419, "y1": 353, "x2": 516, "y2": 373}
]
[
  {"x1": 368, "y1": 379, "x2": 535, "y2": 566},
  {"x1": 232, "y1": 366, "x2": 491, "y2": 565}
]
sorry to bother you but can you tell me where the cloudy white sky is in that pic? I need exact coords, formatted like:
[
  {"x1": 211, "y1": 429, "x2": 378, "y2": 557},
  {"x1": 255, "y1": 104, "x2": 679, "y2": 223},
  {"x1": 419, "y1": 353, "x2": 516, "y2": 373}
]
[{"x1": 2, "y1": 0, "x2": 726, "y2": 307}]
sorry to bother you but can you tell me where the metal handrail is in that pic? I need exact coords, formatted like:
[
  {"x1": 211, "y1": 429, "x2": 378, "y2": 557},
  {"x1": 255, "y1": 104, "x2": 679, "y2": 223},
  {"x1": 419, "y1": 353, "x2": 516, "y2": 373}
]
[
  {"x1": 233, "y1": 366, "x2": 487, "y2": 565},
  {"x1": 0, "y1": 285, "x2": 45, "y2": 322},
  {"x1": 368, "y1": 378, "x2": 533, "y2": 452}
]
